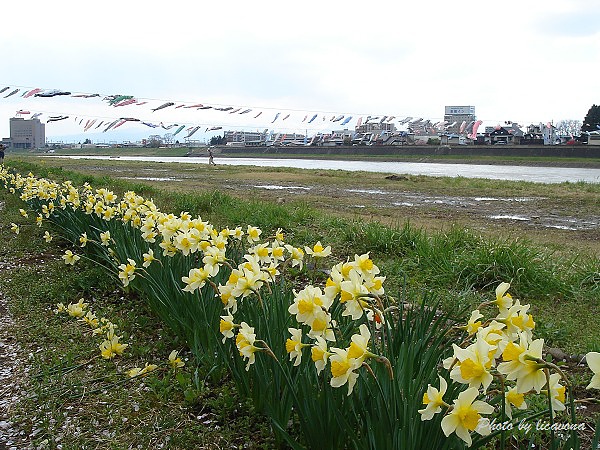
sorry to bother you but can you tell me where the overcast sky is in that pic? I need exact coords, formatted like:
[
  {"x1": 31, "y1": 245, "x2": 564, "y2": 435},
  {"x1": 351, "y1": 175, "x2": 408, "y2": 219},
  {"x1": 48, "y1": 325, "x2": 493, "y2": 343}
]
[{"x1": 1, "y1": 0, "x2": 598, "y2": 143}]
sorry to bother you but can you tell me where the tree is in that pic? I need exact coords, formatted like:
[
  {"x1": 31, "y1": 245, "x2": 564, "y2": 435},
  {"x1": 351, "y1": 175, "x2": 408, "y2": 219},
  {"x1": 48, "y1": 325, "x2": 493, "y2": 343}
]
[
  {"x1": 163, "y1": 133, "x2": 174, "y2": 146},
  {"x1": 581, "y1": 105, "x2": 600, "y2": 132},
  {"x1": 209, "y1": 135, "x2": 227, "y2": 146},
  {"x1": 146, "y1": 135, "x2": 163, "y2": 148}
]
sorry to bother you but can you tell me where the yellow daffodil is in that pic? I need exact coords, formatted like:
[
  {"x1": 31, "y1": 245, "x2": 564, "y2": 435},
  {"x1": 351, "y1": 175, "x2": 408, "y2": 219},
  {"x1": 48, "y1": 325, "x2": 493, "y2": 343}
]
[
  {"x1": 329, "y1": 347, "x2": 361, "y2": 395},
  {"x1": 585, "y1": 352, "x2": 600, "y2": 389},
  {"x1": 10, "y1": 223, "x2": 19, "y2": 235},
  {"x1": 497, "y1": 335, "x2": 546, "y2": 393},
  {"x1": 465, "y1": 310, "x2": 484, "y2": 335},
  {"x1": 284, "y1": 244, "x2": 305, "y2": 269},
  {"x1": 219, "y1": 313, "x2": 237, "y2": 343},
  {"x1": 495, "y1": 282, "x2": 513, "y2": 310},
  {"x1": 142, "y1": 248, "x2": 156, "y2": 267},
  {"x1": 182, "y1": 266, "x2": 210, "y2": 292},
  {"x1": 43, "y1": 231, "x2": 52, "y2": 243},
  {"x1": 81, "y1": 310, "x2": 99, "y2": 329},
  {"x1": 504, "y1": 387, "x2": 528, "y2": 419},
  {"x1": 235, "y1": 322, "x2": 260, "y2": 371},
  {"x1": 285, "y1": 328, "x2": 308, "y2": 366},
  {"x1": 79, "y1": 232, "x2": 88, "y2": 247},
  {"x1": 100, "y1": 335, "x2": 128, "y2": 359},
  {"x1": 339, "y1": 270, "x2": 370, "y2": 320},
  {"x1": 66, "y1": 298, "x2": 89, "y2": 317},
  {"x1": 347, "y1": 324, "x2": 373, "y2": 363},
  {"x1": 100, "y1": 230, "x2": 111, "y2": 246},
  {"x1": 127, "y1": 363, "x2": 158, "y2": 378},
  {"x1": 543, "y1": 373, "x2": 566, "y2": 412},
  {"x1": 62, "y1": 250, "x2": 80, "y2": 265},
  {"x1": 168, "y1": 350, "x2": 185, "y2": 369},
  {"x1": 19, "y1": 208, "x2": 28, "y2": 218},
  {"x1": 419, "y1": 376, "x2": 449, "y2": 420},
  {"x1": 36, "y1": 215, "x2": 43, "y2": 227},
  {"x1": 117, "y1": 258, "x2": 137, "y2": 287},
  {"x1": 441, "y1": 387, "x2": 494, "y2": 447},
  {"x1": 450, "y1": 343, "x2": 494, "y2": 392},
  {"x1": 246, "y1": 225, "x2": 262, "y2": 244},
  {"x1": 304, "y1": 241, "x2": 332, "y2": 258},
  {"x1": 288, "y1": 285, "x2": 331, "y2": 327},
  {"x1": 311, "y1": 337, "x2": 331, "y2": 375}
]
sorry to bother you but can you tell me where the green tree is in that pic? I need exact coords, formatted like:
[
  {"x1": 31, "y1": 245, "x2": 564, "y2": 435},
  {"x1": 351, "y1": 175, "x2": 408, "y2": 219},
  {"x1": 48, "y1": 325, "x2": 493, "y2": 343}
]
[
  {"x1": 581, "y1": 104, "x2": 600, "y2": 132},
  {"x1": 209, "y1": 135, "x2": 227, "y2": 146}
]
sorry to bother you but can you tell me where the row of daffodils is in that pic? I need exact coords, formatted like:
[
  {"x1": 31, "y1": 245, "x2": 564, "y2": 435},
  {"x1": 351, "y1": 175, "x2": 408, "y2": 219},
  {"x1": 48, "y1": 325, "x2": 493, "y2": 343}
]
[{"x1": 2, "y1": 165, "x2": 598, "y2": 449}]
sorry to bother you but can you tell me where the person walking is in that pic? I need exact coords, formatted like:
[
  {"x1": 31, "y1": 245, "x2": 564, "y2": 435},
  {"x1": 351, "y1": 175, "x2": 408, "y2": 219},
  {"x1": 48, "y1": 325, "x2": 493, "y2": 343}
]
[
  {"x1": 0, "y1": 144, "x2": 5, "y2": 165},
  {"x1": 208, "y1": 147, "x2": 216, "y2": 166}
]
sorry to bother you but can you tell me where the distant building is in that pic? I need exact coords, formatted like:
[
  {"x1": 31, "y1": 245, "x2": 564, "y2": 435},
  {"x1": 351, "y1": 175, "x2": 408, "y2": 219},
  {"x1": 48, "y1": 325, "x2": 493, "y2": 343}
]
[
  {"x1": 224, "y1": 130, "x2": 268, "y2": 146},
  {"x1": 7, "y1": 117, "x2": 46, "y2": 149},
  {"x1": 444, "y1": 106, "x2": 476, "y2": 134}
]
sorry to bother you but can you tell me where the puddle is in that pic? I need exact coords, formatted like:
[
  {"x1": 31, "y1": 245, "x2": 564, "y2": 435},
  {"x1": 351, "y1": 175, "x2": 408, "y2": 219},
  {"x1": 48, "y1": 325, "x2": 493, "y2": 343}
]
[
  {"x1": 253, "y1": 184, "x2": 311, "y2": 191},
  {"x1": 346, "y1": 188, "x2": 388, "y2": 195},
  {"x1": 489, "y1": 215, "x2": 531, "y2": 221},
  {"x1": 121, "y1": 176, "x2": 182, "y2": 182}
]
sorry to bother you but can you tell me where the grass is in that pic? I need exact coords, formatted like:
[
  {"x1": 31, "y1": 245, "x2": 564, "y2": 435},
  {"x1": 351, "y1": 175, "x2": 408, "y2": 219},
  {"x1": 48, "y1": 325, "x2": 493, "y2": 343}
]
[
  {"x1": 0, "y1": 189, "x2": 276, "y2": 449},
  {"x1": 4, "y1": 158, "x2": 599, "y2": 353},
  {"x1": 1, "y1": 158, "x2": 599, "y2": 448}
]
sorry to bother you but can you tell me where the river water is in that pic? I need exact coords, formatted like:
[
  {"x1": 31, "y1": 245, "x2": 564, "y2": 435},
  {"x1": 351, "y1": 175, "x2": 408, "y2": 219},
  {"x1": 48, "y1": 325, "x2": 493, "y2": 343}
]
[{"x1": 48, "y1": 155, "x2": 600, "y2": 184}]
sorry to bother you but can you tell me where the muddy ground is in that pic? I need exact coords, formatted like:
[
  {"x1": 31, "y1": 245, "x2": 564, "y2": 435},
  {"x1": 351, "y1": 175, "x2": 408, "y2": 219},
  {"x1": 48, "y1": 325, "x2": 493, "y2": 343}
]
[{"x1": 17, "y1": 157, "x2": 600, "y2": 256}]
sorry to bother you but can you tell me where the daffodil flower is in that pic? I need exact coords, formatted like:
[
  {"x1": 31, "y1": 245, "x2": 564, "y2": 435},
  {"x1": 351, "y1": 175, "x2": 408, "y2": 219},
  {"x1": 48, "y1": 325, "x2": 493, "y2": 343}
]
[
  {"x1": 285, "y1": 328, "x2": 308, "y2": 366},
  {"x1": 43, "y1": 231, "x2": 52, "y2": 243},
  {"x1": 79, "y1": 232, "x2": 88, "y2": 247},
  {"x1": 219, "y1": 313, "x2": 237, "y2": 343},
  {"x1": 281, "y1": 245, "x2": 303, "y2": 268},
  {"x1": 182, "y1": 267, "x2": 210, "y2": 292},
  {"x1": 117, "y1": 258, "x2": 137, "y2": 287},
  {"x1": 246, "y1": 225, "x2": 262, "y2": 244},
  {"x1": 495, "y1": 282, "x2": 513, "y2": 310},
  {"x1": 100, "y1": 231, "x2": 111, "y2": 246},
  {"x1": 585, "y1": 352, "x2": 600, "y2": 389},
  {"x1": 497, "y1": 335, "x2": 546, "y2": 393},
  {"x1": 62, "y1": 250, "x2": 80, "y2": 265},
  {"x1": 236, "y1": 322, "x2": 260, "y2": 371},
  {"x1": 304, "y1": 241, "x2": 332, "y2": 258},
  {"x1": 450, "y1": 336, "x2": 494, "y2": 392},
  {"x1": 543, "y1": 373, "x2": 566, "y2": 412},
  {"x1": 19, "y1": 208, "x2": 28, "y2": 218},
  {"x1": 66, "y1": 298, "x2": 88, "y2": 318},
  {"x1": 441, "y1": 387, "x2": 494, "y2": 447},
  {"x1": 168, "y1": 350, "x2": 185, "y2": 369},
  {"x1": 504, "y1": 387, "x2": 528, "y2": 419},
  {"x1": 419, "y1": 376, "x2": 449, "y2": 420},
  {"x1": 465, "y1": 310, "x2": 484, "y2": 335},
  {"x1": 311, "y1": 337, "x2": 331, "y2": 375},
  {"x1": 10, "y1": 223, "x2": 19, "y2": 235},
  {"x1": 329, "y1": 347, "x2": 362, "y2": 395},
  {"x1": 127, "y1": 363, "x2": 158, "y2": 378},
  {"x1": 99, "y1": 334, "x2": 128, "y2": 359}
]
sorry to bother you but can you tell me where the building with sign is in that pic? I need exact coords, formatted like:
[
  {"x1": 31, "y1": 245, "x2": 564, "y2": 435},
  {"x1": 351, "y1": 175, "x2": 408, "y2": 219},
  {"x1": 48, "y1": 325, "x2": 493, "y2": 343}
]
[{"x1": 444, "y1": 106, "x2": 476, "y2": 134}]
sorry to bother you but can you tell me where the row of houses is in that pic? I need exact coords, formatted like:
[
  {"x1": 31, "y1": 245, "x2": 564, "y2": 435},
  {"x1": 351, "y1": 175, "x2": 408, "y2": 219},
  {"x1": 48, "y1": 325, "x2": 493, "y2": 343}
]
[{"x1": 222, "y1": 122, "x2": 595, "y2": 147}]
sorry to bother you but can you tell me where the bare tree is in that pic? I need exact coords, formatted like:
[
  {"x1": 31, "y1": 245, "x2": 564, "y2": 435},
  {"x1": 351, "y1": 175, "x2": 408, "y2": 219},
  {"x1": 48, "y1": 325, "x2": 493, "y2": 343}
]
[
  {"x1": 147, "y1": 135, "x2": 163, "y2": 148},
  {"x1": 163, "y1": 133, "x2": 174, "y2": 146}
]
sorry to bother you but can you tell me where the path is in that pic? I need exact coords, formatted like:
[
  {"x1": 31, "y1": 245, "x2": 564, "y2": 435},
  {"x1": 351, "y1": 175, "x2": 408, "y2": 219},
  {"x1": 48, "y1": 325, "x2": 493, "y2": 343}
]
[{"x1": 0, "y1": 200, "x2": 31, "y2": 449}]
